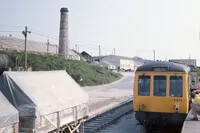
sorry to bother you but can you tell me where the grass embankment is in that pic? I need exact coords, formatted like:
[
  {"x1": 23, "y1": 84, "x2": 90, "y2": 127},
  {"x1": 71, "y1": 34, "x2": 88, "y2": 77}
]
[{"x1": 0, "y1": 51, "x2": 123, "y2": 86}]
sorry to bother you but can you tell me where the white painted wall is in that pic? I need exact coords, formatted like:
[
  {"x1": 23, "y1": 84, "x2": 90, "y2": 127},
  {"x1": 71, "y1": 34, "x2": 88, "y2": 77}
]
[
  {"x1": 120, "y1": 59, "x2": 134, "y2": 70},
  {"x1": 108, "y1": 65, "x2": 116, "y2": 70}
]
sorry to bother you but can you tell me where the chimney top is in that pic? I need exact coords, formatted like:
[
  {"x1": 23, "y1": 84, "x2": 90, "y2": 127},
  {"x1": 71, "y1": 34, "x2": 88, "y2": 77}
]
[{"x1": 60, "y1": 7, "x2": 68, "y2": 12}]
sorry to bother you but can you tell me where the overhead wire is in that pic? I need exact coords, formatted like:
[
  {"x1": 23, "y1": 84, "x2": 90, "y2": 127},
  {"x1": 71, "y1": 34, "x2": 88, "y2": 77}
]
[
  {"x1": 69, "y1": 40, "x2": 114, "y2": 50},
  {"x1": 0, "y1": 30, "x2": 21, "y2": 33},
  {"x1": 0, "y1": 24, "x2": 115, "y2": 55},
  {"x1": 0, "y1": 25, "x2": 115, "y2": 49},
  {"x1": 31, "y1": 31, "x2": 59, "y2": 40},
  {"x1": 28, "y1": 27, "x2": 59, "y2": 39},
  {"x1": 0, "y1": 25, "x2": 24, "y2": 28},
  {"x1": 70, "y1": 40, "x2": 98, "y2": 47},
  {"x1": 29, "y1": 27, "x2": 115, "y2": 51}
]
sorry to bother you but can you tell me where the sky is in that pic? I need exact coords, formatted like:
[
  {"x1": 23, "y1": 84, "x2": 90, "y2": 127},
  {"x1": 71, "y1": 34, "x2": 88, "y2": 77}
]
[{"x1": 1, "y1": 0, "x2": 200, "y2": 64}]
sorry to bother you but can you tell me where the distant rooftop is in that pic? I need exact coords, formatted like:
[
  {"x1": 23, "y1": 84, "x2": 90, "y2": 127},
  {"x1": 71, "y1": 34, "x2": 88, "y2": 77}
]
[
  {"x1": 169, "y1": 58, "x2": 197, "y2": 66},
  {"x1": 93, "y1": 55, "x2": 133, "y2": 60}
]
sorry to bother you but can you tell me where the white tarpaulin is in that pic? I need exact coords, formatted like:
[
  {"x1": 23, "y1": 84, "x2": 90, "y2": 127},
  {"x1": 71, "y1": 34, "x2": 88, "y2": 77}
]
[
  {"x1": 0, "y1": 91, "x2": 18, "y2": 128},
  {"x1": 0, "y1": 70, "x2": 89, "y2": 132}
]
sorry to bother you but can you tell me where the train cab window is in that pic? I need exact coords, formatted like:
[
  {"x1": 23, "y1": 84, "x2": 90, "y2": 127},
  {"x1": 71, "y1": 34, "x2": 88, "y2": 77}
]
[
  {"x1": 154, "y1": 76, "x2": 166, "y2": 96},
  {"x1": 170, "y1": 76, "x2": 183, "y2": 97},
  {"x1": 138, "y1": 75, "x2": 150, "y2": 96}
]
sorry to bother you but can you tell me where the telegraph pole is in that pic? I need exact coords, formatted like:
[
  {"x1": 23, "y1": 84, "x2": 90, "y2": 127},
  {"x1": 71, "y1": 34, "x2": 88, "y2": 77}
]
[
  {"x1": 56, "y1": 45, "x2": 58, "y2": 55},
  {"x1": 75, "y1": 44, "x2": 77, "y2": 51},
  {"x1": 47, "y1": 39, "x2": 50, "y2": 54},
  {"x1": 99, "y1": 45, "x2": 101, "y2": 57},
  {"x1": 189, "y1": 54, "x2": 191, "y2": 65},
  {"x1": 99, "y1": 45, "x2": 101, "y2": 62},
  {"x1": 22, "y1": 26, "x2": 31, "y2": 70},
  {"x1": 153, "y1": 50, "x2": 155, "y2": 61},
  {"x1": 114, "y1": 48, "x2": 115, "y2": 55}
]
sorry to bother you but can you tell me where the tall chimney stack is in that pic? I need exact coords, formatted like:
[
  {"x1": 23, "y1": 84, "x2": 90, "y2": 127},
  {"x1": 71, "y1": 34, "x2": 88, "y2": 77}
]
[{"x1": 58, "y1": 7, "x2": 69, "y2": 58}]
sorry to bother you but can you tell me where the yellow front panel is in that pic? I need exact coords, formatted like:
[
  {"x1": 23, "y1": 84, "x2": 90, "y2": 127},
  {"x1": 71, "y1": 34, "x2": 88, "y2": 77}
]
[
  {"x1": 133, "y1": 72, "x2": 189, "y2": 113},
  {"x1": 134, "y1": 97, "x2": 188, "y2": 113}
]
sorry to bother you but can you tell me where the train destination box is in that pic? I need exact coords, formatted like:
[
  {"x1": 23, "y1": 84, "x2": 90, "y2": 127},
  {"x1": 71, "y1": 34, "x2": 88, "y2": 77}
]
[
  {"x1": 0, "y1": 91, "x2": 19, "y2": 133},
  {"x1": 0, "y1": 70, "x2": 89, "y2": 132}
]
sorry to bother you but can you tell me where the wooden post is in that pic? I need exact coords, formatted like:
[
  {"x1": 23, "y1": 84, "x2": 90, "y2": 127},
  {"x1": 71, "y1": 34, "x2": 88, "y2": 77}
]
[
  {"x1": 73, "y1": 106, "x2": 78, "y2": 126},
  {"x1": 56, "y1": 112, "x2": 60, "y2": 133}
]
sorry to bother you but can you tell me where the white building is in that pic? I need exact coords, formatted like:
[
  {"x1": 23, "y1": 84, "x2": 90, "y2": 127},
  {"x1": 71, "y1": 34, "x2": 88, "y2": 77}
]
[
  {"x1": 99, "y1": 55, "x2": 134, "y2": 71},
  {"x1": 100, "y1": 60, "x2": 116, "y2": 70},
  {"x1": 120, "y1": 59, "x2": 134, "y2": 71}
]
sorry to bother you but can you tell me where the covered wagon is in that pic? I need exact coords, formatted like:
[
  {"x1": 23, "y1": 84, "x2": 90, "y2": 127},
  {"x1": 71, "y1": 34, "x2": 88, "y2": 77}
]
[
  {"x1": 0, "y1": 92, "x2": 19, "y2": 133},
  {"x1": 0, "y1": 70, "x2": 89, "y2": 132}
]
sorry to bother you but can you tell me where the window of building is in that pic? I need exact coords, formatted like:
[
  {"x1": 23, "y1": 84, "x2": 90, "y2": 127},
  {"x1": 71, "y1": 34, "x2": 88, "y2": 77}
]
[
  {"x1": 138, "y1": 75, "x2": 150, "y2": 96},
  {"x1": 154, "y1": 76, "x2": 166, "y2": 96},
  {"x1": 170, "y1": 76, "x2": 183, "y2": 97}
]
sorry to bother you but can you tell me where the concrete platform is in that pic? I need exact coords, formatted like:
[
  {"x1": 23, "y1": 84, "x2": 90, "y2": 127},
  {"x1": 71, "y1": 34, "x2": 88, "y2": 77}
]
[
  {"x1": 88, "y1": 96, "x2": 132, "y2": 118},
  {"x1": 181, "y1": 110, "x2": 200, "y2": 133},
  {"x1": 82, "y1": 72, "x2": 134, "y2": 119}
]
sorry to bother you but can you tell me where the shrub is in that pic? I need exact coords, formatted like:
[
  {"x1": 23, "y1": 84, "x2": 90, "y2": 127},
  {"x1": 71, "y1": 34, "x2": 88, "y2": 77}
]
[{"x1": 0, "y1": 51, "x2": 123, "y2": 86}]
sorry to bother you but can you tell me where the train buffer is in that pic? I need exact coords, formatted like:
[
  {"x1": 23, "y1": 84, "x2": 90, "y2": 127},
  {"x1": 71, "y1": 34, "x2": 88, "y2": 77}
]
[{"x1": 181, "y1": 109, "x2": 200, "y2": 133}]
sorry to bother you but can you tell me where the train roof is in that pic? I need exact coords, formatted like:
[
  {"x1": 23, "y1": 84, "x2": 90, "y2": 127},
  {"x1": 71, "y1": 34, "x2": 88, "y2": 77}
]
[{"x1": 136, "y1": 61, "x2": 191, "y2": 72}]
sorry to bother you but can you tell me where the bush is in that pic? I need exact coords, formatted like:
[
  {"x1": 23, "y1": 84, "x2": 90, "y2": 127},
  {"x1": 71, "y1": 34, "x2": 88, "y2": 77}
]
[{"x1": 0, "y1": 51, "x2": 123, "y2": 86}]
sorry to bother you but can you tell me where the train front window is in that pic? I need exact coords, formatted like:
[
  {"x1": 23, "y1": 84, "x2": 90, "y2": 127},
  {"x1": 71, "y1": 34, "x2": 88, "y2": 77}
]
[
  {"x1": 138, "y1": 75, "x2": 150, "y2": 96},
  {"x1": 154, "y1": 76, "x2": 166, "y2": 96},
  {"x1": 170, "y1": 76, "x2": 183, "y2": 97}
]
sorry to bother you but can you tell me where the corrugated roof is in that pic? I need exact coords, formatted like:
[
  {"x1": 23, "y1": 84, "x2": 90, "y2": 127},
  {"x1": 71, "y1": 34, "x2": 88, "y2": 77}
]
[
  {"x1": 100, "y1": 60, "x2": 114, "y2": 65},
  {"x1": 94, "y1": 55, "x2": 133, "y2": 61}
]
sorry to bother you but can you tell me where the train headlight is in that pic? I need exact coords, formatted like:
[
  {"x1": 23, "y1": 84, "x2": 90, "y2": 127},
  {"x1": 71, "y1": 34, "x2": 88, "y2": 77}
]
[
  {"x1": 174, "y1": 104, "x2": 179, "y2": 112},
  {"x1": 139, "y1": 104, "x2": 145, "y2": 110}
]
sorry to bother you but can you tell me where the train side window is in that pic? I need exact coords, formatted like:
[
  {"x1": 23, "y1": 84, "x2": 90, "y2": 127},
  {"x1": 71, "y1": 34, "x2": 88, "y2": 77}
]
[
  {"x1": 170, "y1": 76, "x2": 183, "y2": 97},
  {"x1": 138, "y1": 75, "x2": 150, "y2": 96},
  {"x1": 154, "y1": 76, "x2": 166, "y2": 96}
]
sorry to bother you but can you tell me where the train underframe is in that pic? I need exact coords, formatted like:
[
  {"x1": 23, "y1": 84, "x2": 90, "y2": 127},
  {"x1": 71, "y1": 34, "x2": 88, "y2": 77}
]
[{"x1": 135, "y1": 111, "x2": 187, "y2": 128}]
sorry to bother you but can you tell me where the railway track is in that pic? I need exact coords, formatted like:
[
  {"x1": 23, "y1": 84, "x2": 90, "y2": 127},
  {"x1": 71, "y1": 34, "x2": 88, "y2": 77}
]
[{"x1": 78, "y1": 99, "x2": 133, "y2": 133}]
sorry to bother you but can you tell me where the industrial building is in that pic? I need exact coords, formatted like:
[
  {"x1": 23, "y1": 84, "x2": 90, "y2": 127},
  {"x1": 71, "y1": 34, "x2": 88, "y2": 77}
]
[
  {"x1": 93, "y1": 55, "x2": 135, "y2": 71},
  {"x1": 81, "y1": 51, "x2": 94, "y2": 62},
  {"x1": 133, "y1": 60, "x2": 144, "y2": 71},
  {"x1": 100, "y1": 60, "x2": 116, "y2": 70},
  {"x1": 169, "y1": 59, "x2": 197, "y2": 67}
]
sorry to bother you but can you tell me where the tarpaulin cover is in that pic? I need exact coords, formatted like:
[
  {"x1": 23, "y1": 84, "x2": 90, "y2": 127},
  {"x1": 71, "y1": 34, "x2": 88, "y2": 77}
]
[
  {"x1": 0, "y1": 91, "x2": 18, "y2": 128},
  {"x1": 0, "y1": 70, "x2": 89, "y2": 132},
  {"x1": 0, "y1": 70, "x2": 89, "y2": 115}
]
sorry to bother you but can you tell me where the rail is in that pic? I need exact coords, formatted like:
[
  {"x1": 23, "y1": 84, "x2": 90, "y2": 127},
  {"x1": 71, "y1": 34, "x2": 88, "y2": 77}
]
[{"x1": 78, "y1": 99, "x2": 133, "y2": 133}]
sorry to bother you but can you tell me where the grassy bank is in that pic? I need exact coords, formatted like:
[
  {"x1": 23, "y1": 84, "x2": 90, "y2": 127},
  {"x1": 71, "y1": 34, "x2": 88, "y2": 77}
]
[{"x1": 0, "y1": 51, "x2": 123, "y2": 86}]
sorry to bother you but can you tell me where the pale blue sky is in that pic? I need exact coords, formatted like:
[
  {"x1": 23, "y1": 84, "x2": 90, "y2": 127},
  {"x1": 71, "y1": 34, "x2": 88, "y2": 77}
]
[{"x1": 1, "y1": 0, "x2": 200, "y2": 64}]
